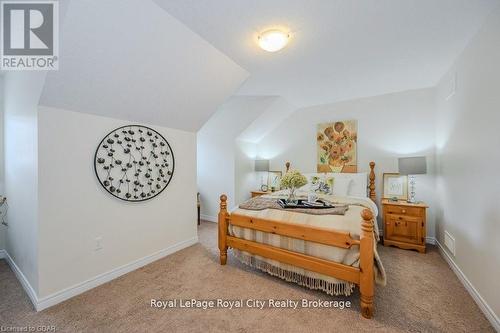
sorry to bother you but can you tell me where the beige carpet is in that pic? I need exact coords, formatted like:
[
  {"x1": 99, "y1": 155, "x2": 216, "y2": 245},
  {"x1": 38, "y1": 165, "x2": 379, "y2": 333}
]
[{"x1": 0, "y1": 221, "x2": 493, "y2": 332}]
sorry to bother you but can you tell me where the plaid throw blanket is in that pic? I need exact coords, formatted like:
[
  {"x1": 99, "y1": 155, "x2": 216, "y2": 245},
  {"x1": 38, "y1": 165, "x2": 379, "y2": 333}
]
[{"x1": 238, "y1": 197, "x2": 348, "y2": 215}]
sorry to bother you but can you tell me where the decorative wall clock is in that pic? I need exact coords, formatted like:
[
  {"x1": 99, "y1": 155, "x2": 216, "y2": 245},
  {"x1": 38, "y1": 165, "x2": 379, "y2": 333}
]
[{"x1": 94, "y1": 125, "x2": 175, "y2": 202}]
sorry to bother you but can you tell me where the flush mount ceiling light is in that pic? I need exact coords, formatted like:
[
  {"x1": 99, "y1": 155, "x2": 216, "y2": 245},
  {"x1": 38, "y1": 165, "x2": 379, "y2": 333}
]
[{"x1": 257, "y1": 30, "x2": 290, "y2": 52}]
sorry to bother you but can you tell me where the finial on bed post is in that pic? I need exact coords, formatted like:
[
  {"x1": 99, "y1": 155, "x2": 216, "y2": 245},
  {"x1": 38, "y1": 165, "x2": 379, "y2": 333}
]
[
  {"x1": 369, "y1": 162, "x2": 376, "y2": 202},
  {"x1": 285, "y1": 162, "x2": 290, "y2": 173},
  {"x1": 360, "y1": 209, "x2": 374, "y2": 319},
  {"x1": 218, "y1": 194, "x2": 228, "y2": 265}
]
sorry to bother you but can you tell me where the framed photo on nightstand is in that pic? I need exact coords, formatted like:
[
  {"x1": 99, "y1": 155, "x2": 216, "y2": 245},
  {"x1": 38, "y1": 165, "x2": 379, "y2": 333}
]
[
  {"x1": 267, "y1": 171, "x2": 282, "y2": 192},
  {"x1": 383, "y1": 173, "x2": 408, "y2": 200}
]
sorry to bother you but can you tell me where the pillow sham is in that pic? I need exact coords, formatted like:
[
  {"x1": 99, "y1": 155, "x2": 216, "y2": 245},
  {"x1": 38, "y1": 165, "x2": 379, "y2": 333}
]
[
  {"x1": 331, "y1": 178, "x2": 352, "y2": 196},
  {"x1": 331, "y1": 172, "x2": 368, "y2": 197}
]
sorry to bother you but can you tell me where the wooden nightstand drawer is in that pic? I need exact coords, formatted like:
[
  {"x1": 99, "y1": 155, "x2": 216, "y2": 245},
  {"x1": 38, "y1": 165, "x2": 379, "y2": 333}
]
[
  {"x1": 386, "y1": 213, "x2": 422, "y2": 223},
  {"x1": 385, "y1": 215, "x2": 422, "y2": 244},
  {"x1": 384, "y1": 205, "x2": 422, "y2": 217}
]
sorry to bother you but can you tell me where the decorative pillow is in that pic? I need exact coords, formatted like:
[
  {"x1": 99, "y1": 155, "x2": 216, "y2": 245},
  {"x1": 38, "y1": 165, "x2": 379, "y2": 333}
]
[
  {"x1": 324, "y1": 175, "x2": 334, "y2": 194},
  {"x1": 309, "y1": 174, "x2": 334, "y2": 194},
  {"x1": 331, "y1": 178, "x2": 352, "y2": 196},
  {"x1": 298, "y1": 172, "x2": 367, "y2": 197}
]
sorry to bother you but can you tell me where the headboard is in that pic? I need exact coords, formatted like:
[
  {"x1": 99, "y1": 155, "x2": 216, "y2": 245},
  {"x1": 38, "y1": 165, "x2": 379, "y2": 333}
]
[{"x1": 284, "y1": 161, "x2": 376, "y2": 203}]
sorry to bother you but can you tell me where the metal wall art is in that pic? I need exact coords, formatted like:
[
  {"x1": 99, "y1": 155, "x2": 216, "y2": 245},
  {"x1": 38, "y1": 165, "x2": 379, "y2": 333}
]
[{"x1": 94, "y1": 125, "x2": 175, "y2": 202}]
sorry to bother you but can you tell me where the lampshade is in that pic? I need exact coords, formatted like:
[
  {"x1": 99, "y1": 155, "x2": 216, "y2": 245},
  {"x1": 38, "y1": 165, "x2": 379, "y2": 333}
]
[
  {"x1": 398, "y1": 156, "x2": 427, "y2": 175},
  {"x1": 254, "y1": 160, "x2": 270, "y2": 172}
]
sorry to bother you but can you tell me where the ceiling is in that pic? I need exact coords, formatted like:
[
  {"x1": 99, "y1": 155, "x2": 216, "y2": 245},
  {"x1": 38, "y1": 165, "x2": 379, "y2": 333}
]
[
  {"x1": 39, "y1": 0, "x2": 248, "y2": 132},
  {"x1": 155, "y1": 0, "x2": 500, "y2": 107}
]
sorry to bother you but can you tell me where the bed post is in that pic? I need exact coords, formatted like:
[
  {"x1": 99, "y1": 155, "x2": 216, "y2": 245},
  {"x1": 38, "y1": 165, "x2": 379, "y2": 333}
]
[
  {"x1": 369, "y1": 162, "x2": 376, "y2": 202},
  {"x1": 218, "y1": 194, "x2": 229, "y2": 265},
  {"x1": 285, "y1": 161, "x2": 290, "y2": 172},
  {"x1": 360, "y1": 209, "x2": 375, "y2": 319}
]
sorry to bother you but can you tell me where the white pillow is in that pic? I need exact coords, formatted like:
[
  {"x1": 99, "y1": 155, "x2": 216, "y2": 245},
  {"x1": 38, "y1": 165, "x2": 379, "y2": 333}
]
[
  {"x1": 329, "y1": 172, "x2": 368, "y2": 197},
  {"x1": 331, "y1": 178, "x2": 352, "y2": 196}
]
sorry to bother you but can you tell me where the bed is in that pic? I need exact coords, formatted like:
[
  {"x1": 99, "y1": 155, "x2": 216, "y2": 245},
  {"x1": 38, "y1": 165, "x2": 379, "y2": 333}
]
[{"x1": 217, "y1": 162, "x2": 384, "y2": 318}]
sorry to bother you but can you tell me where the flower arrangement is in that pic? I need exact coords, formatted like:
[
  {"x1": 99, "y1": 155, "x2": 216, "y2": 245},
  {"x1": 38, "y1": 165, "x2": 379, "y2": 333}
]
[
  {"x1": 280, "y1": 170, "x2": 307, "y2": 189},
  {"x1": 280, "y1": 170, "x2": 307, "y2": 203}
]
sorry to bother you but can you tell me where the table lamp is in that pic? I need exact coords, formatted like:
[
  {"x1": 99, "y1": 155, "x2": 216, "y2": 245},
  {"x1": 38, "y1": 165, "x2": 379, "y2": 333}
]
[
  {"x1": 398, "y1": 156, "x2": 427, "y2": 203},
  {"x1": 255, "y1": 160, "x2": 270, "y2": 191}
]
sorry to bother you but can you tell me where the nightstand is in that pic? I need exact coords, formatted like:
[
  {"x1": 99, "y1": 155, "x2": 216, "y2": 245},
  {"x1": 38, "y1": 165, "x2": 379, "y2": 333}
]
[
  {"x1": 250, "y1": 190, "x2": 271, "y2": 198},
  {"x1": 382, "y1": 199, "x2": 428, "y2": 253}
]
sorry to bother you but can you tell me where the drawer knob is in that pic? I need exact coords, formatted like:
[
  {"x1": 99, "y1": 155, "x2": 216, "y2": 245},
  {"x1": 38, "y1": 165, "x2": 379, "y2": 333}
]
[{"x1": 402, "y1": 209, "x2": 406, "y2": 214}]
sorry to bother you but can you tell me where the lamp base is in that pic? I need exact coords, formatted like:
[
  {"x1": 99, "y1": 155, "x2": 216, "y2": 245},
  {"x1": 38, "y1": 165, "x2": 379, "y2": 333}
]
[{"x1": 407, "y1": 175, "x2": 416, "y2": 203}]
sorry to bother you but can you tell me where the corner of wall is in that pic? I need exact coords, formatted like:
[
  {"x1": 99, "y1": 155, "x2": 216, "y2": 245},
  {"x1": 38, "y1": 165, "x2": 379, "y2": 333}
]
[{"x1": 432, "y1": 6, "x2": 500, "y2": 328}]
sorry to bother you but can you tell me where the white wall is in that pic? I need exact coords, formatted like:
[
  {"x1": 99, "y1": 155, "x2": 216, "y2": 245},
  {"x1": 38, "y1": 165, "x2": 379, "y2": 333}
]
[
  {"x1": 234, "y1": 140, "x2": 258, "y2": 208},
  {"x1": 36, "y1": 106, "x2": 197, "y2": 298},
  {"x1": 197, "y1": 96, "x2": 277, "y2": 220},
  {"x1": 0, "y1": 76, "x2": 4, "y2": 194},
  {"x1": 3, "y1": 72, "x2": 47, "y2": 293},
  {"x1": 257, "y1": 88, "x2": 437, "y2": 236},
  {"x1": 435, "y1": 5, "x2": 500, "y2": 325},
  {"x1": 0, "y1": 76, "x2": 4, "y2": 250}
]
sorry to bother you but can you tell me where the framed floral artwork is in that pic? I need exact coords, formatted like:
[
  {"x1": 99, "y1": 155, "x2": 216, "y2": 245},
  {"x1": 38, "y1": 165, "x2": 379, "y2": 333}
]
[
  {"x1": 267, "y1": 171, "x2": 282, "y2": 192},
  {"x1": 317, "y1": 120, "x2": 357, "y2": 173},
  {"x1": 383, "y1": 173, "x2": 408, "y2": 200}
]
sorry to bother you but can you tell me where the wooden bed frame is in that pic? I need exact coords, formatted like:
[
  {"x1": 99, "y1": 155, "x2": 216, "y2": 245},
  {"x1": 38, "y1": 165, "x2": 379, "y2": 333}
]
[{"x1": 218, "y1": 162, "x2": 377, "y2": 318}]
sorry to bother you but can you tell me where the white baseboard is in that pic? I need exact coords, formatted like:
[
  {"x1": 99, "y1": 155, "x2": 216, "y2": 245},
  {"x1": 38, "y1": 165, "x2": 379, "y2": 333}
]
[
  {"x1": 201, "y1": 206, "x2": 238, "y2": 224},
  {"x1": 2, "y1": 237, "x2": 198, "y2": 312},
  {"x1": 200, "y1": 214, "x2": 217, "y2": 223},
  {"x1": 0, "y1": 249, "x2": 5, "y2": 259},
  {"x1": 436, "y1": 240, "x2": 499, "y2": 331},
  {"x1": 3, "y1": 250, "x2": 38, "y2": 310},
  {"x1": 37, "y1": 236, "x2": 198, "y2": 311}
]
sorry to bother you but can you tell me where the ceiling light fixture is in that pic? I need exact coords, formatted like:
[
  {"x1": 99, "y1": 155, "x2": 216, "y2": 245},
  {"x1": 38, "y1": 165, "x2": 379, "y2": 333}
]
[{"x1": 257, "y1": 29, "x2": 290, "y2": 52}]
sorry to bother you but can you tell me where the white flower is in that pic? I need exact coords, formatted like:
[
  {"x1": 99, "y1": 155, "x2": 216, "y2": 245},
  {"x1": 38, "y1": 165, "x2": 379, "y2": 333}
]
[{"x1": 280, "y1": 170, "x2": 307, "y2": 189}]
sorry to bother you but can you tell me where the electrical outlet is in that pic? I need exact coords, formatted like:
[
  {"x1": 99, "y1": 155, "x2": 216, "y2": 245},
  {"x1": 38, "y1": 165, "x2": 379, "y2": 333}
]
[{"x1": 94, "y1": 236, "x2": 103, "y2": 251}]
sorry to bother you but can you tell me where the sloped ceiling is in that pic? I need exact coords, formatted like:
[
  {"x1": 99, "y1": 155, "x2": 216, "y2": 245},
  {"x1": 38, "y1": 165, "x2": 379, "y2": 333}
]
[
  {"x1": 198, "y1": 96, "x2": 279, "y2": 140},
  {"x1": 155, "y1": 0, "x2": 499, "y2": 108},
  {"x1": 39, "y1": 0, "x2": 249, "y2": 132},
  {"x1": 237, "y1": 97, "x2": 294, "y2": 143}
]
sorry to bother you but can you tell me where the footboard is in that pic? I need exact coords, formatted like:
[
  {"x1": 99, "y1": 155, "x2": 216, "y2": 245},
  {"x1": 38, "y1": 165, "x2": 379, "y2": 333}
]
[{"x1": 217, "y1": 194, "x2": 375, "y2": 319}]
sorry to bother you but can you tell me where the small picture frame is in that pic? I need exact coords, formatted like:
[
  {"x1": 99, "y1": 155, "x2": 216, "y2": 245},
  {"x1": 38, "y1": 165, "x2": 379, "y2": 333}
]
[
  {"x1": 267, "y1": 171, "x2": 282, "y2": 192},
  {"x1": 383, "y1": 173, "x2": 408, "y2": 200}
]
